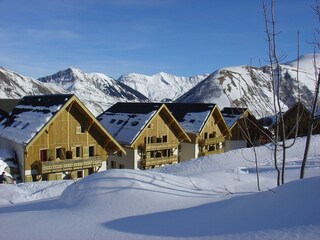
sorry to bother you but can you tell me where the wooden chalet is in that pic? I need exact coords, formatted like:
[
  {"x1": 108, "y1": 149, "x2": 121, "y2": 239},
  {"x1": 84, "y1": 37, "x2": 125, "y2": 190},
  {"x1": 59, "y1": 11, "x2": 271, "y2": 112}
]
[
  {"x1": 0, "y1": 94, "x2": 125, "y2": 182},
  {"x1": 97, "y1": 102, "x2": 190, "y2": 169},
  {"x1": 221, "y1": 107, "x2": 272, "y2": 150},
  {"x1": 166, "y1": 103, "x2": 231, "y2": 162},
  {"x1": 269, "y1": 102, "x2": 320, "y2": 140}
]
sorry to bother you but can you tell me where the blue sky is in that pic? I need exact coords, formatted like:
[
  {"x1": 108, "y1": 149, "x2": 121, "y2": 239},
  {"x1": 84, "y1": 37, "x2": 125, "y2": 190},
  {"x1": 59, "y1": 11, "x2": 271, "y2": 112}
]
[{"x1": 0, "y1": 0, "x2": 317, "y2": 79}]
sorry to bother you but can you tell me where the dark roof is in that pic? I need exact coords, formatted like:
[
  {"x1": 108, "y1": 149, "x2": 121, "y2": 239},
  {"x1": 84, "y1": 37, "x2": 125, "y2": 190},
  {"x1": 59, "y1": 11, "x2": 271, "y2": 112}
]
[
  {"x1": 0, "y1": 99, "x2": 21, "y2": 113},
  {"x1": 221, "y1": 107, "x2": 249, "y2": 129},
  {"x1": 220, "y1": 107, "x2": 248, "y2": 116},
  {"x1": 165, "y1": 103, "x2": 217, "y2": 122},
  {"x1": 18, "y1": 94, "x2": 74, "y2": 108},
  {"x1": 103, "y1": 102, "x2": 164, "y2": 115},
  {"x1": 165, "y1": 103, "x2": 217, "y2": 133}
]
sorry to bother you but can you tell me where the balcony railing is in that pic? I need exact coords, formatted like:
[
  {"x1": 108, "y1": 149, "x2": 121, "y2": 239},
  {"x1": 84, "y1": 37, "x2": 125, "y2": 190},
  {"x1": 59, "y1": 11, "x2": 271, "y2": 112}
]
[
  {"x1": 139, "y1": 155, "x2": 178, "y2": 169},
  {"x1": 199, "y1": 136, "x2": 225, "y2": 146},
  {"x1": 34, "y1": 156, "x2": 102, "y2": 174},
  {"x1": 140, "y1": 142, "x2": 178, "y2": 151}
]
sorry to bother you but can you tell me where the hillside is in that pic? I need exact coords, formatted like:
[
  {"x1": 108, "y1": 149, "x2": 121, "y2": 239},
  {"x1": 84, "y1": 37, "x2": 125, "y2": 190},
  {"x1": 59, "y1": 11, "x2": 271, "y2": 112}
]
[
  {"x1": 0, "y1": 67, "x2": 65, "y2": 98},
  {"x1": 175, "y1": 54, "x2": 320, "y2": 118}
]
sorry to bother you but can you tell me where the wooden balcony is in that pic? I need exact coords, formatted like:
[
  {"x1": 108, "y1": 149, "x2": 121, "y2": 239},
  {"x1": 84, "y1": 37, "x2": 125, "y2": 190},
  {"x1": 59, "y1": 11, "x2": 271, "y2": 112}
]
[
  {"x1": 140, "y1": 142, "x2": 178, "y2": 151},
  {"x1": 139, "y1": 155, "x2": 178, "y2": 169},
  {"x1": 199, "y1": 136, "x2": 225, "y2": 146},
  {"x1": 34, "y1": 156, "x2": 102, "y2": 174}
]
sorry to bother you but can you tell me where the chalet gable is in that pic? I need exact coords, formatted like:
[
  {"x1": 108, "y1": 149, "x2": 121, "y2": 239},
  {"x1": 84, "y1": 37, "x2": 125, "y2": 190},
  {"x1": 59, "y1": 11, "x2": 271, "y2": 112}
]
[
  {"x1": 0, "y1": 94, "x2": 124, "y2": 153},
  {"x1": 166, "y1": 103, "x2": 230, "y2": 136},
  {"x1": 221, "y1": 107, "x2": 249, "y2": 130},
  {"x1": 97, "y1": 102, "x2": 190, "y2": 146}
]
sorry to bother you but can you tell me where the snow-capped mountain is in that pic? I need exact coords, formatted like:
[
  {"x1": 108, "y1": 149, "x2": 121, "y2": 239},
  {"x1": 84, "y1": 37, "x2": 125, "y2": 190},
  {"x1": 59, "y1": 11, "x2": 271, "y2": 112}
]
[
  {"x1": 118, "y1": 72, "x2": 209, "y2": 102},
  {"x1": 0, "y1": 67, "x2": 65, "y2": 99},
  {"x1": 175, "y1": 54, "x2": 320, "y2": 118},
  {"x1": 1, "y1": 54, "x2": 319, "y2": 118},
  {"x1": 38, "y1": 68, "x2": 149, "y2": 116}
]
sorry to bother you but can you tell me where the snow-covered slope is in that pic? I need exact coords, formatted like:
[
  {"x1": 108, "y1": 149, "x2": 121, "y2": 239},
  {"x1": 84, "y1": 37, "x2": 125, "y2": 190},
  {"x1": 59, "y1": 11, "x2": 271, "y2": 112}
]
[
  {"x1": 0, "y1": 135, "x2": 319, "y2": 239},
  {"x1": 38, "y1": 68, "x2": 149, "y2": 116},
  {"x1": 176, "y1": 54, "x2": 320, "y2": 118},
  {"x1": 0, "y1": 67, "x2": 65, "y2": 99},
  {"x1": 118, "y1": 72, "x2": 209, "y2": 102}
]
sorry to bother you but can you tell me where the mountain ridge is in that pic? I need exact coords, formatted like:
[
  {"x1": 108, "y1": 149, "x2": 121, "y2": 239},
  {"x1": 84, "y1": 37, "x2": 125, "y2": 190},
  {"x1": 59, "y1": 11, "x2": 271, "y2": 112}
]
[{"x1": 1, "y1": 53, "x2": 319, "y2": 118}]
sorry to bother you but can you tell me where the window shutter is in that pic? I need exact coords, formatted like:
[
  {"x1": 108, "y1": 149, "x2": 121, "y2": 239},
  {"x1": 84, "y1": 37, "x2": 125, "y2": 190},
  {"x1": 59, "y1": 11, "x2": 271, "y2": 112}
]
[
  {"x1": 71, "y1": 147, "x2": 76, "y2": 159},
  {"x1": 83, "y1": 146, "x2": 89, "y2": 158}
]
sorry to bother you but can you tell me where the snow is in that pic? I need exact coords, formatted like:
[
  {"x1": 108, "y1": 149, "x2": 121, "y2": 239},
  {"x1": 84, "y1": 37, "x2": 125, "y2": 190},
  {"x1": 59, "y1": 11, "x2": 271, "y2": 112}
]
[
  {"x1": 118, "y1": 72, "x2": 209, "y2": 102},
  {"x1": 0, "y1": 135, "x2": 320, "y2": 239},
  {"x1": 221, "y1": 113, "x2": 241, "y2": 128},
  {"x1": 178, "y1": 111, "x2": 211, "y2": 133},
  {"x1": 0, "y1": 103, "x2": 63, "y2": 144},
  {"x1": 98, "y1": 111, "x2": 156, "y2": 145}
]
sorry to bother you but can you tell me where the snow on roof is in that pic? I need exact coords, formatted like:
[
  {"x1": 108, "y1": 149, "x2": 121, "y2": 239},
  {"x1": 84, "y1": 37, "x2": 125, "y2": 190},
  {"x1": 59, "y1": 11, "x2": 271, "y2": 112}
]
[
  {"x1": 0, "y1": 94, "x2": 73, "y2": 145},
  {"x1": 97, "y1": 103, "x2": 160, "y2": 145},
  {"x1": 166, "y1": 103, "x2": 215, "y2": 133},
  {"x1": 221, "y1": 107, "x2": 247, "y2": 128},
  {"x1": 98, "y1": 112, "x2": 155, "y2": 145}
]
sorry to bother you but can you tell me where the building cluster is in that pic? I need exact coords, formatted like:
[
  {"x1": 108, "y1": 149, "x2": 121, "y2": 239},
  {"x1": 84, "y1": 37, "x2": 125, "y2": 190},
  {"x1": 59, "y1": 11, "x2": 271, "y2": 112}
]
[{"x1": 0, "y1": 94, "x2": 318, "y2": 182}]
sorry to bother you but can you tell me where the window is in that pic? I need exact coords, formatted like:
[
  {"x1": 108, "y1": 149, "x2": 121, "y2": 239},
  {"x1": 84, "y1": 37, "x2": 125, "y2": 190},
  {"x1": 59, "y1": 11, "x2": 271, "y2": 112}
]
[
  {"x1": 89, "y1": 146, "x2": 95, "y2": 157},
  {"x1": 209, "y1": 132, "x2": 216, "y2": 138},
  {"x1": 76, "y1": 126, "x2": 86, "y2": 134},
  {"x1": 162, "y1": 135, "x2": 168, "y2": 143},
  {"x1": 111, "y1": 161, "x2": 116, "y2": 169},
  {"x1": 110, "y1": 119, "x2": 116, "y2": 123},
  {"x1": 22, "y1": 123, "x2": 30, "y2": 130},
  {"x1": 75, "y1": 146, "x2": 81, "y2": 158},
  {"x1": 56, "y1": 147, "x2": 64, "y2": 160},
  {"x1": 40, "y1": 149, "x2": 48, "y2": 162},
  {"x1": 116, "y1": 120, "x2": 123, "y2": 125},
  {"x1": 162, "y1": 149, "x2": 168, "y2": 157},
  {"x1": 204, "y1": 132, "x2": 208, "y2": 139},
  {"x1": 131, "y1": 121, "x2": 139, "y2": 126},
  {"x1": 77, "y1": 171, "x2": 83, "y2": 178}
]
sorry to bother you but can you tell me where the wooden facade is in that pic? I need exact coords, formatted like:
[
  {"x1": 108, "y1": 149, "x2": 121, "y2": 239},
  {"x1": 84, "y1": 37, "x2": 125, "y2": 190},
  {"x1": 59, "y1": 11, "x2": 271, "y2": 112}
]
[
  {"x1": 270, "y1": 102, "x2": 320, "y2": 140},
  {"x1": 97, "y1": 103, "x2": 190, "y2": 169},
  {"x1": 222, "y1": 107, "x2": 272, "y2": 151},
  {"x1": 166, "y1": 103, "x2": 231, "y2": 162},
  {"x1": 0, "y1": 94, "x2": 124, "y2": 182}
]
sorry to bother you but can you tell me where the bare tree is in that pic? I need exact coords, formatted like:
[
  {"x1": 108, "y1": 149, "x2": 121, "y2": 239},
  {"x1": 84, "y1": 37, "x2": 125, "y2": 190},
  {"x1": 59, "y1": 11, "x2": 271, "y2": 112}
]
[
  {"x1": 301, "y1": 53, "x2": 320, "y2": 178},
  {"x1": 300, "y1": 0, "x2": 320, "y2": 179},
  {"x1": 262, "y1": 0, "x2": 304, "y2": 185}
]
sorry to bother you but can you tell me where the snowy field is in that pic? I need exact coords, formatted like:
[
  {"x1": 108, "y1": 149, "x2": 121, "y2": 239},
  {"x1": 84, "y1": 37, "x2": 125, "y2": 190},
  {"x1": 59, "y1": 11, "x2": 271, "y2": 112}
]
[{"x1": 0, "y1": 135, "x2": 320, "y2": 240}]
